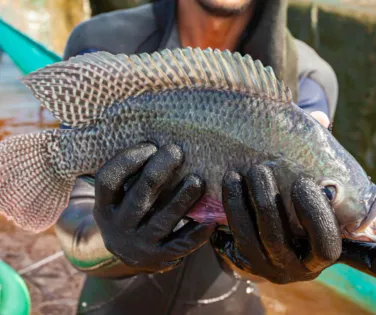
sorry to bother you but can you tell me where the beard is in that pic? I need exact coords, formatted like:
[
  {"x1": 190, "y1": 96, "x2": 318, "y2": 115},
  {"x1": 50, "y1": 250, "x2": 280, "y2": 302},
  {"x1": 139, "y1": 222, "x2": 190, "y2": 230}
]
[{"x1": 197, "y1": 0, "x2": 254, "y2": 17}]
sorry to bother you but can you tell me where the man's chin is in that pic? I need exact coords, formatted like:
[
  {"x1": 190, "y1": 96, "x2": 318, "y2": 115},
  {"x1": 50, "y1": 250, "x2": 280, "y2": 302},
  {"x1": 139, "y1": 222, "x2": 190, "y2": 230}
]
[{"x1": 196, "y1": 0, "x2": 253, "y2": 17}]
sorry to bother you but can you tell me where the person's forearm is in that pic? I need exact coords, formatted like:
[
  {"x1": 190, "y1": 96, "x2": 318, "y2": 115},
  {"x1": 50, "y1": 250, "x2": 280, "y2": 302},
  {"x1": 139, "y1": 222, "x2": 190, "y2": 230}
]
[{"x1": 54, "y1": 178, "x2": 137, "y2": 279}]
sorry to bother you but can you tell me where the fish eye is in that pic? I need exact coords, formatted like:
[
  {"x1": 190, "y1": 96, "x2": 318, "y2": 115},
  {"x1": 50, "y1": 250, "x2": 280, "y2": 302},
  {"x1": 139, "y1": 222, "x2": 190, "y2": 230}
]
[{"x1": 323, "y1": 185, "x2": 337, "y2": 202}]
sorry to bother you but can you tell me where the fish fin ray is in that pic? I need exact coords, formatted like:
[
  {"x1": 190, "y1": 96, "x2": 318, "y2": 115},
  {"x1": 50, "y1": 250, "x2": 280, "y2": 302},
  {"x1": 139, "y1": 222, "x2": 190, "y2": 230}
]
[
  {"x1": 0, "y1": 131, "x2": 75, "y2": 233},
  {"x1": 21, "y1": 48, "x2": 292, "y2": 127}
]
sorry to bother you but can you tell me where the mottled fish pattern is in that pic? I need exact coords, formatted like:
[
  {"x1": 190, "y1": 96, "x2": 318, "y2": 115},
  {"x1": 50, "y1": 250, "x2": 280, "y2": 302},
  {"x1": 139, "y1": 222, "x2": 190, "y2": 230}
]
[{"x1": 0, "y1": 47, "x2": 375, "y2": 242}]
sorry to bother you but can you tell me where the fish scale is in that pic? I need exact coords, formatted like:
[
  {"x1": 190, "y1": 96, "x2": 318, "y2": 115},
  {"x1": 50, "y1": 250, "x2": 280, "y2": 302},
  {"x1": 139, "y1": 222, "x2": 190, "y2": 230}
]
[
  {"x1": 44, "y1": 87, "x2": 353, "y2": 232},
  {"x1": 0, "y1": 47, "x2": 375, "y2": 243}
]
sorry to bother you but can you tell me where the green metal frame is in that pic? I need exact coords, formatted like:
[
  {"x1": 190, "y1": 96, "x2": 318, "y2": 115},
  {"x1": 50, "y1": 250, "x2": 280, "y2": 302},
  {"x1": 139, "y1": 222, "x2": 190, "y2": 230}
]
[
  {"x1": 0, "y1": 18, "x2": 62, "y2": 75},
  {"x1": 318, "y1": 264, "x2": 376, "y2": 312},
  {"x1": 0, "y1": 16, "x2": 375, "y2": 313}
]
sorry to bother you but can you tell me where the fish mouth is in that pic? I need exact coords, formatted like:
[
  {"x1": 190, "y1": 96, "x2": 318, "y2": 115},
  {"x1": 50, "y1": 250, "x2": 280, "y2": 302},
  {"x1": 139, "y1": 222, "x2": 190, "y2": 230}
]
[{"x1": 346, "y1": 196, "x2": 376, "y2": 242}]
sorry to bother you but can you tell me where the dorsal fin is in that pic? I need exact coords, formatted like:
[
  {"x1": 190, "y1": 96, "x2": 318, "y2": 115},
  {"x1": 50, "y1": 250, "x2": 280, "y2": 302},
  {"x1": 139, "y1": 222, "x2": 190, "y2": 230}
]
[{"x1": 21, "y1": 47, "x2": 293, "y2": 128}]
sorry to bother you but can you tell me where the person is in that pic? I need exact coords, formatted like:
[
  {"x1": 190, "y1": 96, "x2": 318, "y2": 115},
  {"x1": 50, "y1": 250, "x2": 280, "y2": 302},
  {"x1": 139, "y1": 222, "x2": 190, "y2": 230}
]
[
  {"x1": 88, "y1": 0, "x2": 151, "y2": 16},
  {"x1": 55, "y1": 0, "x2": 342, "y2": 314}
]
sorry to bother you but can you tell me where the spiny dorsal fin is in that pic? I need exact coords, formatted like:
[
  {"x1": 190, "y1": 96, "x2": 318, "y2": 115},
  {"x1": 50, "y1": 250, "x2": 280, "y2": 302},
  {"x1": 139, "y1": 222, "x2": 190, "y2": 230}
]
[{"x1": 21, "y1": 47, "x2": 293, "y2": 128}]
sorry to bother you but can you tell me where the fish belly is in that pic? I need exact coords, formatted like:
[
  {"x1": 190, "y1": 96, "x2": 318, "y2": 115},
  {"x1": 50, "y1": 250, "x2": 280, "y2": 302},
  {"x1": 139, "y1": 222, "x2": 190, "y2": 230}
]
[{"x1": 143, "y1": 130, "x2": 266, "y2": 226}]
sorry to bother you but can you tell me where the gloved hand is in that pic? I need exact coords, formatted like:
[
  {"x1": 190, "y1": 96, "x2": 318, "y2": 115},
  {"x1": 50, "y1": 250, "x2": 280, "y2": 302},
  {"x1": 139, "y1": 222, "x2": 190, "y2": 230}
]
[
  {"x1": 93, "y1": 143, "x2": 214, "y2": 276},
  {"x1": 211, "y1": 165, "x2": 342, "y2": 284}
]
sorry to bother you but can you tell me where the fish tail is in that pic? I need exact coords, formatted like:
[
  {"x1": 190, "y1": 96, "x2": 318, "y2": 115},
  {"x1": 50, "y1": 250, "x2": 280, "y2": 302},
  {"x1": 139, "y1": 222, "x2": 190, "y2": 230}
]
[{"x1": 0, "y1": 130, "x2": 75, "y2": 233}]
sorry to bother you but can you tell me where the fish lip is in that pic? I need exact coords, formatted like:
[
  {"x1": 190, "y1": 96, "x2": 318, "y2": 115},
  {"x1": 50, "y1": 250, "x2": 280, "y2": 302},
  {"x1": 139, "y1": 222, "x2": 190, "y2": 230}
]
[{"x1": 348, "y1": 195, "x2": 376, "y2": 236}]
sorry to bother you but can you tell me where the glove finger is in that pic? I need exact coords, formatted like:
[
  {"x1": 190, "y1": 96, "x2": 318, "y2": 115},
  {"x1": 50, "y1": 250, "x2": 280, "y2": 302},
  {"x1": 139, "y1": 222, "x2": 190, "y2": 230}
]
[
  {"x1": 245, "y1": 165, "x2": 299, "y2": 269},
  {"x1": 211, "y1": 229, "x2": 280, "y2": 281},
  {"x1": 292, "y1": 177, "x2": 342, "y2": 272},
  {"x1": 94, "y1": 143, "x2": 157, "y2": 222},
  {"x1": 210, "y1": 230, "x2": 242, "y2": 267},
  {"x1": 160, "y1": 221, "x2": 214, "y2": 259},
  {"x1": 116, "y1": 144, "x2": 184, "y2": 229},
  {"x1": 221, "y1": 171, "x2": 268, "y2": 266},
  {"x1": 146, "y1": 174, "x2": 205, "y2": 240}
]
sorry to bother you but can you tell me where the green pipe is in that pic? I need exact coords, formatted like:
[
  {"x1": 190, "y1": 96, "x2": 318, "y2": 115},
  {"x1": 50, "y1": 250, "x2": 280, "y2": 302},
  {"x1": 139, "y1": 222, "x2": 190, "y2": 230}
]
[
  {"x1": 0, "y1": 18, "x2": 61, "y2": 75},
  {"x1": 0, "y1": 260, "x2": 31, "y2": 315}
]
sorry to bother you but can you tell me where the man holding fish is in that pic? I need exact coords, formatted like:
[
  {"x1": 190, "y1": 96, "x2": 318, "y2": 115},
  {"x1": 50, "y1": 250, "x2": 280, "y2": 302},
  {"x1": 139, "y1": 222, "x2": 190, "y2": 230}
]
[
  {"x1": 2, "y1": 0, "x2": 354, "y2": 314},
  {"x1": 48, "y1": 0, "x2": 344, "y2": 314}
]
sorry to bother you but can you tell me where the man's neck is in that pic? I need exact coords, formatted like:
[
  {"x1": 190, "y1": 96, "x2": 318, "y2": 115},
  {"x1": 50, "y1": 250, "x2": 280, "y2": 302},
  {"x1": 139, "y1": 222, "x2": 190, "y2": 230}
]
[{"x1": 177, "y1": 0, "x2": 255, "y2": 52}]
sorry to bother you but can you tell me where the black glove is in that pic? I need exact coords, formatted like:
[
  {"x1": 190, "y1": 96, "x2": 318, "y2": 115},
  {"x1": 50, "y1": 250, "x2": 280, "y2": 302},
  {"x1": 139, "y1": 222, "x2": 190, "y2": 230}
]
[
  {"x1": 211, "y1": 165, "x2": 342, "y2": 284},
  {"x1": 93, "y1": 143, "x2": 214, "y2": 276}
]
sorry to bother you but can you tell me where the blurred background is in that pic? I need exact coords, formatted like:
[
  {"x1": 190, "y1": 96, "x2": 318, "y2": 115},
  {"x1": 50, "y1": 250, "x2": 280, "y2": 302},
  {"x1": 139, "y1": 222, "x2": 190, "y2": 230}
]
[{"x1": 0, "y1": 0, "x2": 376, "y2": 314}]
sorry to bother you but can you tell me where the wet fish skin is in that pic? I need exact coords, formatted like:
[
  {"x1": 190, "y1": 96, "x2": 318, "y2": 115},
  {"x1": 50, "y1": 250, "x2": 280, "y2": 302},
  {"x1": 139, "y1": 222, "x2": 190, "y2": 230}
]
[
  {"x1": 0, "y1": 47, "x2": 375, "y2": 240},
  {"x1": 52, "y1": 87, "x2": 373, "y2": 235}
]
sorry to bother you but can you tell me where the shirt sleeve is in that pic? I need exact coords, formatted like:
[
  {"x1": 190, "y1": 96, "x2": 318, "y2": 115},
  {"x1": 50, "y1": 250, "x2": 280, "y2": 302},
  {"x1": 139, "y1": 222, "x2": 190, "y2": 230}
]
[{"x1": 297, "y1": 76, "x2": 330, "y2": 118}]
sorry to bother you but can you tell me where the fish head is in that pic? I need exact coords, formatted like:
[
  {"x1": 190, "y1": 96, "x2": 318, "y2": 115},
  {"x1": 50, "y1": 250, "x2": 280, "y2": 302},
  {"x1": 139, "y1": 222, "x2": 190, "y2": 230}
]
[
  {"x1": 316, "y1": 153, "x2": 376, "y2": 243},
  {"x1": 340, "y1": 180, "x2": 376, "y2": 243}
]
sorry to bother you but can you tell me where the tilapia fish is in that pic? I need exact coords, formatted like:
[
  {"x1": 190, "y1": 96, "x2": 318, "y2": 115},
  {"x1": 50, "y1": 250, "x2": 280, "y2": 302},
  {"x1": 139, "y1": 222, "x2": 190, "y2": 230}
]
[{"x1": 0, "y1": 47, "x2": 376, "y2": 242}]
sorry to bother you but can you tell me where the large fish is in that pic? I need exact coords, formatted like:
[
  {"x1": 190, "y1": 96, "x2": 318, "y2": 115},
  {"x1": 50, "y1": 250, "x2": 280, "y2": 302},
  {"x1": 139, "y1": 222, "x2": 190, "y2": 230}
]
[{"x1": 0, "y1": 47, "x2": 375, "y2": 242}]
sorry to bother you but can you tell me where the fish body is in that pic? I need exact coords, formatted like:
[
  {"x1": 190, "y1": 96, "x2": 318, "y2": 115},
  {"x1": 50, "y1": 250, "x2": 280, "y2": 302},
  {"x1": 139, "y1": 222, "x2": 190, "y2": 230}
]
[{"x1": 0, "y1": 47, "x2": 375, "y2": 241}]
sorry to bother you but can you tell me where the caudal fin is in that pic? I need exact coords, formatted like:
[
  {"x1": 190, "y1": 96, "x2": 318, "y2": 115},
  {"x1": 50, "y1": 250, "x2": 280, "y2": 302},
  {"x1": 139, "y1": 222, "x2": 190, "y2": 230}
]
[{"x1": 0, "y1": 130, "x2": 75, "y2": 233}]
